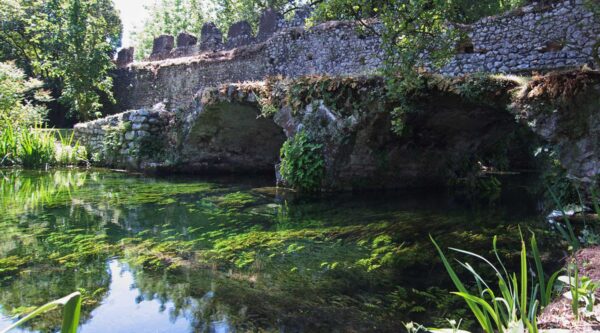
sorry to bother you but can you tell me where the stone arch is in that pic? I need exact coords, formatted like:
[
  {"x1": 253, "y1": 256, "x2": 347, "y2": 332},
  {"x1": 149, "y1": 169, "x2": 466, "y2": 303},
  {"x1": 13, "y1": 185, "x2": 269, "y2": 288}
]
[{"x1": 178, "y1": 101, "x2": 286, "y2": 173}]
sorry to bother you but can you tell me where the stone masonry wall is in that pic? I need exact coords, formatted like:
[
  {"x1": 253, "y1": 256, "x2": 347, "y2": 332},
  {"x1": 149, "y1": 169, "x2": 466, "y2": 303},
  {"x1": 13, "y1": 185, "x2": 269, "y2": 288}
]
[
  {"x1": 75, "y1": 105, "x2": 173, "y2": 169},
  {"x1": 110, "y1": 0, "x2": 600, "y2": 113},
  {"x1": 442, "y1": 0, "x2": 600, "y2": 75}
]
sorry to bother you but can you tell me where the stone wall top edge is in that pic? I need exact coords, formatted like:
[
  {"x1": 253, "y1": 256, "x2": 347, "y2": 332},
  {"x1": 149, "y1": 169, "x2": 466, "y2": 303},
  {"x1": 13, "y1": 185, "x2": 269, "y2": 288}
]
[
  {"x1": 471, "y1": 0, "x2": 578, "y2": 25},
  {"x1": 130, "y1": 42, "x2": 269, "y2": 70},
  {"x1": 134, "y1": 18, "x2": 379, "y2": 68}
]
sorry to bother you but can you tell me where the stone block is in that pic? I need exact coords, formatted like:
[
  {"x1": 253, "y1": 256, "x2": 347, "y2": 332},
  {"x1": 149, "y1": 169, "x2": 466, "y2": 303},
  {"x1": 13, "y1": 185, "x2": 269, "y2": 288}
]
[
  {"x1": 116, "y1": 47, "x2": 134, "y2": 68},
  {"x1": 200, "y1": 22, "x2": 223, "y2": 52},
  {"x1": 150, "y1": 35, "x2": 174, "y2": 59},
  {"x1": 257, "y1": 8, "x2": 283, "y2": 41},
  {"x1": 225, "y1": 21, "x2": 254, "y2": 49},
  {"x1": 177, "y1": 32, "x2": 198, "y2": 47}
]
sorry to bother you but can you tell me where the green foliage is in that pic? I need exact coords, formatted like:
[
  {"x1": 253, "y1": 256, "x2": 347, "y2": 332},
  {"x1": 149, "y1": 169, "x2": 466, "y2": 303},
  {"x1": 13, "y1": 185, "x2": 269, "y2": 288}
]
[
  {"x1": 0, "y1": 256, "x2": 28, "y2": 277},
  {"x1": 101, "y1": 121, "x2": 129, "y2": 160},
  {"x1": 1, "y1": 117, "x2": 85, "y2": 168},
  {"x1": 559, "y1": 263, "x2": 599, "y2": 318},
  {"x1": 0, "y1": 292, "x2": 82, "y2": 333},
  {"x1": 16, "y1": 125, "x2": 56, "y2": 168},
  {"x1": 356, "y1": 234, "x2": 405, "y2": 271},
  {"x1": 284, "y1": 75, "x2": 384, "y2": 116},
  {"x1": 46, "y1": 231, "x2": 114, "y2": 268},
  {"x1": 54, "y1": 131, "x2": 87, "y2": 166},
  {"x1": 432, "y1": 233, "x2": 562, "y2": 333},
  {"x1": 0, "y1": 0, "x2": 122, "y2": 120},
  {"x1": 132, "y1": 0, "x2": 213, "y2": 60},
  {"x1": 0, "y1": 62, "x2": 48, "y2": 127},
  {"x1": 256, "y1": 95, "x2": 278, "y2": 118},
  {"x1": 279, "y1": 129, "x2": 324, "y2": 191}
]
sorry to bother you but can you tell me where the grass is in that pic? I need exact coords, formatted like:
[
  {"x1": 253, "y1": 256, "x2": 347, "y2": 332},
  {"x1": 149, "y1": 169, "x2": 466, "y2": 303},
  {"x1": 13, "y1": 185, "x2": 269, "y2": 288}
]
[
  {"x1": 0, "y1": 119, "x2": 85, "y2": 168},
  {"x1": 0, "y1": 292, "x2": 81, "y2": 333},
  {"x1": 18, "y1": 125, "x2": 55, "y2": 168},
  {"x1": 54, "y1": 130, "x2": 87, "y2": 166}
]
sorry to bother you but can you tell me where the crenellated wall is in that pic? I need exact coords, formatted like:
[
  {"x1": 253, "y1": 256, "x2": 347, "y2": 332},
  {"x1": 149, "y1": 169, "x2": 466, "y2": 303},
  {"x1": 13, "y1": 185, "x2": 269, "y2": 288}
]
[
  {"x1": 77, "y1": 1, "x2": 600, "y2": 189},
  {"x1": 110, "y1": 0, "x2": 600, "y2": 113}
]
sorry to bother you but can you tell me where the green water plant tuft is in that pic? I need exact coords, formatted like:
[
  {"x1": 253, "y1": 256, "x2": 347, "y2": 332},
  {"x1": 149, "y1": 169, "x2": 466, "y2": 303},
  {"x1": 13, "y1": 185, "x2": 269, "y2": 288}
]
[
  {"x1": 55, "y1": 131, "x2": 87, "y2": 166},
  {"x1": 17, "y1": 126, "x2": 56, "y2": 168},
  {"x1": 279, "y1": 129, "x2": 324, "y2": 191}
]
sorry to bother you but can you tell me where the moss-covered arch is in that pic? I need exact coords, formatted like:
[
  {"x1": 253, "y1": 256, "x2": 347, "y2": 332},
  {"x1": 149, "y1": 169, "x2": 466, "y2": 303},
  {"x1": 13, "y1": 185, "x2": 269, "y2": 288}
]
[{"x1": 177, "y1": 101, "x2": 286, "y2": 173}]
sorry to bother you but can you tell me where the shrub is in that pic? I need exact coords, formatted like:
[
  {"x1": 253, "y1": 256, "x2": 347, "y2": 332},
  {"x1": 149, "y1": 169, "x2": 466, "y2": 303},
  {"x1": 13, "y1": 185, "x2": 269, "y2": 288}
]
[
  {"x1": 0, "y1": 61, "x2": 49, "y2": 128},
  {"x1": 279, "y1": 130, "x2": 325, "y2": 191}
]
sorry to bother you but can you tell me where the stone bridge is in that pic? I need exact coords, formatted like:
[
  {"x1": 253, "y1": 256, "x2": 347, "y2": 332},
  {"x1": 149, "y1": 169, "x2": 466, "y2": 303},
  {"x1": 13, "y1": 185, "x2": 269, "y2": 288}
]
[{"x1": 75, "y1": 1, "x2": 600, "y2": 189}]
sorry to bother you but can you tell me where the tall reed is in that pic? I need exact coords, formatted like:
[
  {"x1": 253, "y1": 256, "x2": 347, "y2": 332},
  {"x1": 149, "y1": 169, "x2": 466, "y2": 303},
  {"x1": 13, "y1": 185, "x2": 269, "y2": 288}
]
[
  {"x1": 17, "y1": 125, "x2": 55, "y2": 168},
  {"x1": 431, "y1": 232, "x2": 562, "y2": 333},
  {"x1": 0, "y1": 119, "x2": 17, "y2": 166},
  {"x1": 0, "y1": 119, "x2": 85, "y2": 168}
]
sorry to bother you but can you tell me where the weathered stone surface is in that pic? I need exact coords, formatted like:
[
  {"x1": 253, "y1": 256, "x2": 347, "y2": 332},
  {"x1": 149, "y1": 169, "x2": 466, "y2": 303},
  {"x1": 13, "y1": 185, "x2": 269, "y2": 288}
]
[
  {"x1": 225, "y1": 21, "x2": 254, "y2": 49},
  {"x1": 510, "y1": 71, "x2": 600, "y2": 181},
  {"x1": 150, "y1": 35, "x2": 174, "y2": 60},
  {"x1": 257, "y1": 8, "x2": 283, "y2": 41},
  {"x1": 176, "y1": 32, "x2": 197, "y2": 47},
  {"x1": 116, "y1": 47, "x2": 134, "y2": 68},
  {"x1": 152, "y1": 35, "x2": 175, "y2": 53},
  {"x1": 74, "y1": 104, "x2": 174, "y2": 169},
  {"x1": 199, "y1": 22, "x2": 223, "y2": 52},
  {"x1": 111, "y1": 0, "x2": 600, "y2": 114},
  {"x1": 88, "y1": 0, "x2": 600, "y2": 188},
  {"x1": 80, "y1": 77, "x2": 541, "y2": 189},
  {"x1": 177, "y1": 102, "x2": 286, "y2": 173}
]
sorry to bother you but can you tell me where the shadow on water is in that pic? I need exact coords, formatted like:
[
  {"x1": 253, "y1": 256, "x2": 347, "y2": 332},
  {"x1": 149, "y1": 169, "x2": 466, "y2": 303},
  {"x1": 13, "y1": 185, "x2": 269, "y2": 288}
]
[{"x1": 0, "y1": 169, "x2": 562, "y2": 332}]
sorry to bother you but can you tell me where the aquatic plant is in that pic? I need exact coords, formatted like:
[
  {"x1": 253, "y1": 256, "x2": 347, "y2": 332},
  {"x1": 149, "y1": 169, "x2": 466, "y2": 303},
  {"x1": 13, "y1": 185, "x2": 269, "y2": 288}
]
[
  {"x1": 0, "y1": 292, "x2": 81, "y2": 333},
  {"x1": 431, "y1": 233, "x2": 562, "y2": 333},
  {"x1": 17, "y1": 125, "x2": 56, "y2": 168},
  {"x1": 0, "y1": 118, "x2": 84, "y2": 168},
  {"x1": 0, "y1": 120, "x2": 17, "y2": 166},
  {"x1": 54, "y1": 131, "x2": 87, "y2": 166},
  {"x1": 279, "y1": 129, "x2": 324, "y2": 191}
]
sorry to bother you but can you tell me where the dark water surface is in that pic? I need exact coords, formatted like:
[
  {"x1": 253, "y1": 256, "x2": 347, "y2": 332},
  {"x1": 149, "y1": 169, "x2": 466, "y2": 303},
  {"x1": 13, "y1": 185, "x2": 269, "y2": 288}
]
[{"x1": 0, "y1": 169, "x2": 560, "y2": 332}]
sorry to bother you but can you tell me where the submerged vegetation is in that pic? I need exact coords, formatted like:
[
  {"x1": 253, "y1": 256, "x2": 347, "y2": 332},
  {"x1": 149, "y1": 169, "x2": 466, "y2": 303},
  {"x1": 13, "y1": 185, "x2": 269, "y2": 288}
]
[{"x1": 0, "y1": 170, "x2": 566, "y2": 332}]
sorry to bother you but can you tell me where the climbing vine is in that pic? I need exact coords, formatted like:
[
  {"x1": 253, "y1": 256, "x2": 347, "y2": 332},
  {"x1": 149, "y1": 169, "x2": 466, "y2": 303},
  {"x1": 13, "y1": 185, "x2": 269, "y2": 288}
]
[
  {"x1": 101, "y1": 121, "x2": 130, "y2": 161},
  {"x1": 279, "y1": 130, "x2": 325, "y2": 191}
]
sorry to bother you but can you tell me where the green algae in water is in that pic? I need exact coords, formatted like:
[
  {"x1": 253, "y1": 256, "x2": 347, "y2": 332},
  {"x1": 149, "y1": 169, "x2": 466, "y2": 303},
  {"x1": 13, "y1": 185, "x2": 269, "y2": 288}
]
[{"x1": 0, "y1": 169, "x2": 562, "y2": 332}]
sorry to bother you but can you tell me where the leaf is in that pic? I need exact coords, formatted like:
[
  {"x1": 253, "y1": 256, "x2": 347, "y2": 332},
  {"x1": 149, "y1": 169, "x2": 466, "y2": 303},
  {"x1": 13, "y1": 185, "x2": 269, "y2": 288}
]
[{"x1": 0, "y1": 292, "x2": 81, "y2": 333}]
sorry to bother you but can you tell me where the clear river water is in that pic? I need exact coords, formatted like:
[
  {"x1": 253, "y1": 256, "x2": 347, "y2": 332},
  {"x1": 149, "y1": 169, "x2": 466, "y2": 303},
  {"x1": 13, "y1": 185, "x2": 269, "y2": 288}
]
[{"x1": 0, "y1": 169, "x2": 562, "y2": 332}]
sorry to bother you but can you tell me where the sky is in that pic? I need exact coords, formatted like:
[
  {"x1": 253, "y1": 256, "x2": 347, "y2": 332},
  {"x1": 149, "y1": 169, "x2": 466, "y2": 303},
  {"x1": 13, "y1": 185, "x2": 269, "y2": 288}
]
[{"x1": 113, "y1": 0, "x2": 154, "y2": 47}]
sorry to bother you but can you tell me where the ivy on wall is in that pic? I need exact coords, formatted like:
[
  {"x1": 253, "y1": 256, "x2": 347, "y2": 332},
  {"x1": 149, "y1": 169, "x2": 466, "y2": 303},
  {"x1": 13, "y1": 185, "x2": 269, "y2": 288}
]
[{"x1": 279, "y1": 129, "x2": 325, "y2": 192}]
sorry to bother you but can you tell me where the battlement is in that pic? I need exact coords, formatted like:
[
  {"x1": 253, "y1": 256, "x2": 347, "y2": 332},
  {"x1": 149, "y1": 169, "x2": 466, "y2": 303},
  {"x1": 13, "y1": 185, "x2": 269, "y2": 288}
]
[
  {"x1": 116, "y1": 7, "x2": 311, "y2": 66},
  {"x1": 110, "y1": 0, "x2": 600, "y2": 114}
]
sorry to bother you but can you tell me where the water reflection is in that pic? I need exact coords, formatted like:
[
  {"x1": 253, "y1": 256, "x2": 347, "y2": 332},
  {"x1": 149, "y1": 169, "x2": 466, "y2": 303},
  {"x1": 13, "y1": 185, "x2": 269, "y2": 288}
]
[
  {"x1": 80, "y1": 260, "x2": 197, "y2": 333},
  {"x1": 0, "y1": 169, "x2": 558, "y2": 332}
]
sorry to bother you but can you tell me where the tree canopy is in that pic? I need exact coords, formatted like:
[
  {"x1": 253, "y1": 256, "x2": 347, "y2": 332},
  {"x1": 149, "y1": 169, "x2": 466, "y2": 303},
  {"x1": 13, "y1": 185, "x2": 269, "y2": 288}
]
[{"x1": 0, "y1": 0, "x2": 122, "y2": 121}]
